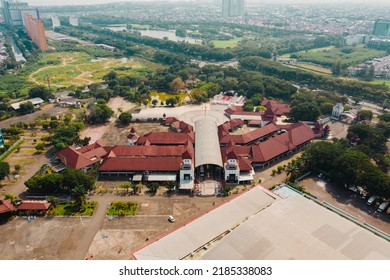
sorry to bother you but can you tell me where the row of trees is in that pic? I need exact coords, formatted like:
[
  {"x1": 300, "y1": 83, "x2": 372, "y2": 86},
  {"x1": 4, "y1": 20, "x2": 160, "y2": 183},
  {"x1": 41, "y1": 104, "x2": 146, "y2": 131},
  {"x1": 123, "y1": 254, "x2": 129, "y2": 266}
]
[{"x1": 240, "y1": 56, "x2": 390, "y2": 103}]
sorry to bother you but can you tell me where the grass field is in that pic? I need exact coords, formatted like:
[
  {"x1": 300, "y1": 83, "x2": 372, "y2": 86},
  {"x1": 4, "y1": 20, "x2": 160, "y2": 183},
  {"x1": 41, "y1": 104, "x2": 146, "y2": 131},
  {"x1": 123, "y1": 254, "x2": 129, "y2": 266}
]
[
  {"x1": 211, "y1": 37, "x2": 241, "y2": 48},
  {"x1": 370, "y1": 79, "x2": 390, "y2": 87},
  {"x1": 149, "y1": 91, "x2": 189, "y2": 105},
  {"x1": 296, "y1": 63, "x2": 332, "y2": 74},
  {"x1": 294, "y1": 45, "x2": 386, "y2": 68},
  {"x1": 29, "y1": 52, "x2": 161, "y2": 88}
]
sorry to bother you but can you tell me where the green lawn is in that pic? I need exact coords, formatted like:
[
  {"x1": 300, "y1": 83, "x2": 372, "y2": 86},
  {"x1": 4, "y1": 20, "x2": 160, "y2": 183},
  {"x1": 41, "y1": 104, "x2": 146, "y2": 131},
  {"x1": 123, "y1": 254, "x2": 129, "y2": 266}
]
[
  {"x1": 294, "y1": 45, "x2": 386, "y2": 68},
  {"x1": 107, "y1": 201, "x2": 138, "y2": 216},
  {"x1": 29, "y1": 52, "x2": 161, "y2": 88},
  {"x1": 211, "y1": 38, "x2": 242, "y2": 49},
  {"x1": 149, "y1": 91, "x2": 188, "y2": 105},
  {"x1": 370, "y1": 79, "x2": 390, "y2": 87},
  {"x1": 47, "y1": 201, "x2": 97, "y2": 216}
]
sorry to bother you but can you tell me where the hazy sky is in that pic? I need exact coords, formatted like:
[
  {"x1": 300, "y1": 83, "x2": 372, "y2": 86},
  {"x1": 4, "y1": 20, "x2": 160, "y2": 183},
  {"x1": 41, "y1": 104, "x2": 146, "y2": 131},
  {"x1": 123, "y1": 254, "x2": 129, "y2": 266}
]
[{"x1": 15, "y1": 0, "x2": 390, "y2": 6}]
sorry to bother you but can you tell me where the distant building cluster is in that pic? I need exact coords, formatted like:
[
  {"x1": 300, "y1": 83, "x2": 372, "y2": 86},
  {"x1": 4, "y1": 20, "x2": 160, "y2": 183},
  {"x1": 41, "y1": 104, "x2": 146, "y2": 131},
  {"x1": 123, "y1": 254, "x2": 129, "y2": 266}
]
[
  {"x1": 347, "y1": 55, "x2": 390, "y2": 79},
  {"x1": 1, "y1": 0, "x2": 47, "y2": 51}
]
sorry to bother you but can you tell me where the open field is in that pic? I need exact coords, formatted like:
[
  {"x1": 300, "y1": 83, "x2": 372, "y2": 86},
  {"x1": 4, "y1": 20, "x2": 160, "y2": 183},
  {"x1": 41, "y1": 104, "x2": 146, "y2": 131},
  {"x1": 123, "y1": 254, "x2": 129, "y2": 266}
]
[
  {"x1": 293, "y1": 45, "x2": 386, "y2": 68},
  {"x1": 100, "y1": 122, "x2": 170, "y2": 146},
  {"x1": 29, "y1": 52, "x2": 160, "y2": 88},
  {"x1": 370, "y1": 79, "x2": 390, "y2": 87},
  {"x1": 211, "y1": 37, "x2": 241, "y2": 48},
  {"x1": 149, "y1": 91, "x2": 189, "y2": 105},
  {"x1": 295, "y1": 63, "x2": 332, "y2": 74}
]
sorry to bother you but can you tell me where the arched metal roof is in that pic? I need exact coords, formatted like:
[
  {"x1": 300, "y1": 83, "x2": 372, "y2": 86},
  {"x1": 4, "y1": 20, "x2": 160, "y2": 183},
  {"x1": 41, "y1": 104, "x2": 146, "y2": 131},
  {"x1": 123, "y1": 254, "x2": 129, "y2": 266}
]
[{"x1": 195, "y1": 119, "x2": 223, "y2": 168}]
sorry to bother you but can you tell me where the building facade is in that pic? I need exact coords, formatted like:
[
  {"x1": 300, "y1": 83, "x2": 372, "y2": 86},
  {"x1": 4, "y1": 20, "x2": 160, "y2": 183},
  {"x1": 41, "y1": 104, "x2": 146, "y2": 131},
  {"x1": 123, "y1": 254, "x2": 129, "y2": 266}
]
[
  {"x1": 222, "y1": 0, "x2": 245, "y2": 17},
  {"x1": 1, "y1": 0, "x2": 38, "y2": 26},
  {"x1": 373, "y1": 18, "x2": 390, "y2": 37},
  {"x1": 22, "y1": 14, "x2": 48, "y2": 51}
]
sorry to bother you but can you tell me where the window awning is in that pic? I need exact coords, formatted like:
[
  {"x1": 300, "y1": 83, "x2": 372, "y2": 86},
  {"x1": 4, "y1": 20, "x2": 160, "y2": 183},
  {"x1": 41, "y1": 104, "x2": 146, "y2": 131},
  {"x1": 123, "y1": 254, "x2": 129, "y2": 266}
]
[
  {"x1": 147, "y1": 174, "x2": 177, "y2": 181},
  {"x1": 239, "y1": 173, "x2": 254, "y2": 182},
  {"x1": 132, "y1": 174, "x2": 143, "y2": 181}
]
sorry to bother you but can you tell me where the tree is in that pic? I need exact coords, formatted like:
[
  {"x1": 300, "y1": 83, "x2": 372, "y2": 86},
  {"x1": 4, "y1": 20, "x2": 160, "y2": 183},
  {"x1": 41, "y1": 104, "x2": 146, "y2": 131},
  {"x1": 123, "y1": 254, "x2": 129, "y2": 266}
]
[
  {"x1": 190, "y1": 88, "x2": 208, "y2": 104},
  {"x1": 152, "y1": 99, "x2": 158, "y2": 106},
  {"x1": 290, "y1": 102, "x2": 321, "y2": 122},
  {"x1": 302, "y1": 141, "x2": 343, "y2": 172},
  {"x1": 166, "y1": 97, "x2": 178, "y2": 107},
  {"x1": 120, "y1": 182, "x2": 132, "y2": 194},
  {"x1": 320, "y1": 102, "x2": 335, "y2": 115},
  {"x1": 88, "y1": 104, "x2": 114, "y2": 124},
  {"x1": 359, "y1": 110, "x2": 373, "y2": 121},
  {"x1": 0, "y1": 162, "x2": 10, "y2": 180},
  {"x1": 175, "y1": 28, "x2": 187, "y2": 37},
  {"x1": 71, "y1": 185, "x2": 87, "y2": 208},
  {"x1": 118, "y1": 112, "x2": 132, "y2": 125},
  {"x1": 148, "y1": 182, "x2": 159, "y2": 194},
  {"x1": 19, "y1": 101, "x2": 35, "y2": 115},
  {"x1": 169, "y1": 77, "x2": 185, "y2": 93},
  {"x1": 28, "y1": 86, "x2": 53, "y2": 101},
  {"x1": 331, "y1": 60, "x2": 342, "y2": 76},
  {"x1": 14, "y1": 164, "x2": 21, "y2": 174},
  {"x1": 103, "y1": 71, "x2": 117, "y2": 81},
  {"x1": 35, "y1": 143, "x2": 45, "y2": 152},
  {"x1": 243, "y1": 101, "x2": 255, "y2": 112}
]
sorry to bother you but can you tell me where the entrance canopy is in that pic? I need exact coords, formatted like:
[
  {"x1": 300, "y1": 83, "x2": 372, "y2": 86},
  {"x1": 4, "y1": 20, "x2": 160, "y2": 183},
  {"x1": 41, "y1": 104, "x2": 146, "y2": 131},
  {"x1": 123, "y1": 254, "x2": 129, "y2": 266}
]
[
  {"x1": 147, "y1": 173, "x2": 177, "y2": 181},
  {"x1": 195, "y1": 119, "x2": 223, "y2": 168}
]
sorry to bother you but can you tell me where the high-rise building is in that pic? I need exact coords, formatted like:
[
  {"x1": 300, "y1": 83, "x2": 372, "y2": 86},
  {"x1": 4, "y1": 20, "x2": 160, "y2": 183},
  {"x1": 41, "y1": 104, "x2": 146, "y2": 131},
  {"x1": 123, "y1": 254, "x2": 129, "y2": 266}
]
[
  {"x1": 222, "y1": 0, "x2": 245, "y2": 17},
  {"x1": 23, "y1": 14, "x2": 47, "y2": 51},
  {"x1": 1, "y1": 0, "x2": 39, "y2": 26},
  {"x1": 0, "y1": 128, "x2": 4, "y2": 148},
  {"x1": 373, "y1": 18, "x2": 390, "y2": 37}
]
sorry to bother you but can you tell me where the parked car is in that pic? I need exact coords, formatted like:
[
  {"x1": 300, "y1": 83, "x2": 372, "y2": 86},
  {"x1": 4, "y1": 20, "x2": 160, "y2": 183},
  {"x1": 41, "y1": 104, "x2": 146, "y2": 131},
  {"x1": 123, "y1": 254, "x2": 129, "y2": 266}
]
[
  {"x1": 168, "y1": 215, "x2": 175, "y2": 223},
  {"x1": 367, "y1": 195, "x2": 378, "y2": 206},
  {"x1": 378, "y1": 201, "x2": 390, "y2": 213}
]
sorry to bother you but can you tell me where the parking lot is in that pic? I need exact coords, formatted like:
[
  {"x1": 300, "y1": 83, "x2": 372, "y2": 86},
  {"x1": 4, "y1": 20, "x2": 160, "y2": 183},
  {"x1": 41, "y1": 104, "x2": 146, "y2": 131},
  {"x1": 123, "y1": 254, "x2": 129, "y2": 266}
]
[{"x1": 301, "y1": 177, "x2": 390, "y2": 235}]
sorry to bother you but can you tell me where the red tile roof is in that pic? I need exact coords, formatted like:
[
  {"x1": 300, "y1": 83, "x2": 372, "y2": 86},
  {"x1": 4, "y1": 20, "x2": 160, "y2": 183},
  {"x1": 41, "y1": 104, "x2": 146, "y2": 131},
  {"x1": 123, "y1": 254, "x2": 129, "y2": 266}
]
[
  {"x1": 16, "y1": 201, "x2": 51, "y2": 211},
  {"x1": 238, "y1": 158, "x2": 253, "y2": 171},
  {"x1": 220, "y1": 123, "x2": 279, "y2": 145},
  {"x1": 264, "y1": 100, "x2": 291, "y2": 116},
  {"x1": 137, "y1": 132, "x2": 194, "y2": 145},
  {"x1": 57, "y1": 141, "x2": 108, "y2": 170},
  {"x1": 252, "y1": 138, "x2": 290, "y2": 162},
  {"x1": 171, "y1": 120, "x2": 193, "y2": 133},
  {"x1": 0, "y1": 199, "x2": 15, "y2": 214},
  {"x1": 275, "y1": 122, "x2": 315, "y2": 148},
  {"x1": 99, "y1": 157, "x2": 183, "y2": 172},
  {"x1": 107, "y1": 145, "x2": 192, "y2": 158}
]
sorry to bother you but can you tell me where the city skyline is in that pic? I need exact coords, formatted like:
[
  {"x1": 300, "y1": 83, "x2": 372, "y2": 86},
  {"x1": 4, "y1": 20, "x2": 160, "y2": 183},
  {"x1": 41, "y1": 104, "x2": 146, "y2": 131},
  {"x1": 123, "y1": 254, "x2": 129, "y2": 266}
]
[{"x1": 1, "y1": 0, "x2": 389, "y2": 7}]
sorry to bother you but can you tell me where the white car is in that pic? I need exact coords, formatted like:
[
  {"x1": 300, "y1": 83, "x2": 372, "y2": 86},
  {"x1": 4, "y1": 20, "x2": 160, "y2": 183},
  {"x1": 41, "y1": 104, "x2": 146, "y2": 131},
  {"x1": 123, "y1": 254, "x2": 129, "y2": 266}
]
[{"x1": 168, "y1": 215, "x2": 175, "y2": 222}]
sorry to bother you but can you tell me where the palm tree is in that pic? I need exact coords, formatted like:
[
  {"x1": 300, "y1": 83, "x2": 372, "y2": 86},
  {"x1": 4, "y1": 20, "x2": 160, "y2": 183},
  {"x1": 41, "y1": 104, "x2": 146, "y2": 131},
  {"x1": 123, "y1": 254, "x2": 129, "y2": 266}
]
[{"x1": 71, "y1": 185, "x2": 87, "y2": 209}]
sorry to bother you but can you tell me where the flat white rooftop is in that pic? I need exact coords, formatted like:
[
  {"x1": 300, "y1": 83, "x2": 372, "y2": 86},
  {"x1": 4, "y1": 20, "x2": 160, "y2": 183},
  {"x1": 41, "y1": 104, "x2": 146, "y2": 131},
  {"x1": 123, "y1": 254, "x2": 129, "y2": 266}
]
[
  {"x1": 133, "y1": 187, "x2": 276, "y2": 260},
  {"x1": 133, "y1": 186, "x2": 390, "y2": 260}
]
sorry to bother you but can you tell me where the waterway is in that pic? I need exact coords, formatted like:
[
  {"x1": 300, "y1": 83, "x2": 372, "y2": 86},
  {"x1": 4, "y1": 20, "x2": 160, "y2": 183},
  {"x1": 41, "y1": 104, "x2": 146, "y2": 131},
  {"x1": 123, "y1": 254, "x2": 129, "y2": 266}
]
[
  {"x1": 139, "y1": 30, "x2": 202, "y2": 44},
  {"x1": 10, "y1": 38, "x2": 26, "y2": 63},
  {"x1": 105, "y1": 25, "x2": 202, "y2": 44}
]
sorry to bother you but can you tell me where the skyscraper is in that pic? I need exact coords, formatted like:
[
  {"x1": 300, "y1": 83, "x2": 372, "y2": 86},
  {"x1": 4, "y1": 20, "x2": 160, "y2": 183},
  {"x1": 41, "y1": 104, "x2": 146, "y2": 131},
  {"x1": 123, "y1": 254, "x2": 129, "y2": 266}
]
[
  {"x1": 373, "y1": 18, "x2": 390, "y2": 37},
  {"x1": 222, "y1": 0, "x2": 245, "y2": 17},
  {"x1": 1, "y1": 0, "x2": 39, "y2": 26},
  {"x1": 0, "y1": 128, "x2": 4, "y2": 148},
  {"x1": 23, "y1": 14, "x2": 47, "y2": 51}
]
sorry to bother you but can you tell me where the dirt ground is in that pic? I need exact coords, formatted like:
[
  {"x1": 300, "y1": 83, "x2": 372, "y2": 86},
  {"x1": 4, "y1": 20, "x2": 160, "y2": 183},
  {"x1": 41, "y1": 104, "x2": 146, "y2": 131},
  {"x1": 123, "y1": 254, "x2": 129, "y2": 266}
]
[
  {"x1": 100, "y1": 122, "x2": 169, "y2": 146},
  {"x1": 0, "y1": 104, "x2": 70, "y2": 129},
  {"x1": 0, "y1": 217, "x2": 93, "y2": 260},
  {"x1": 0, "y1": 189, "x2": 242, "y2": 260},
  {"x1": 301, "y1": 178, "x2": 390, "y2": 235},
  {"x1": 86, "y1": 195, "x2": 233, "y2": 260}
]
